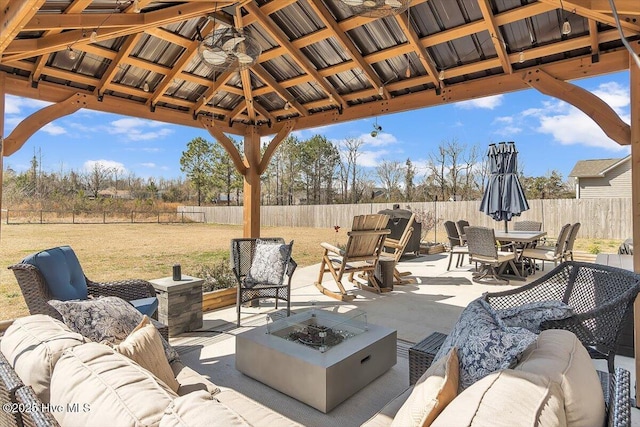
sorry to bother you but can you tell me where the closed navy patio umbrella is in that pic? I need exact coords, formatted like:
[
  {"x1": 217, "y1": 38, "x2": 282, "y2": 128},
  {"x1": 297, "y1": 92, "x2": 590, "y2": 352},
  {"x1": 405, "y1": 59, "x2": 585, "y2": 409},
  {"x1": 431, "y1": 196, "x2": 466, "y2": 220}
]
[{"x1": 479, "y1": 142, "x2": 529, "y2": 231}]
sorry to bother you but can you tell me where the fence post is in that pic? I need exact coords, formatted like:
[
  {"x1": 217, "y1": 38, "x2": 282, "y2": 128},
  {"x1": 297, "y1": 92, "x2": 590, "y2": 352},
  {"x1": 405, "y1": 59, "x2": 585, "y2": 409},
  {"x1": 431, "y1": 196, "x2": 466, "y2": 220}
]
[
  {"x1": 72, "y1": 210, "x2": 75, "y2": 224},
  {"x1": 103, "y1": 211, "x2": 106, "y2": 224},
  {"x1": 131, "y1": 211, "x2": 134, "y2": 223},
  {"x1": 40, "y1": 210, "x2": 43, "y2": 224},
  {"x1": 5, "y1": 209, "x2": 8, "y2": 224},
  {"x1": 157, "y1": 213, "x2": 160, "y2": 223},
  {"x1": 181, "y1": 212, "x2": 184, "y2": 223}
]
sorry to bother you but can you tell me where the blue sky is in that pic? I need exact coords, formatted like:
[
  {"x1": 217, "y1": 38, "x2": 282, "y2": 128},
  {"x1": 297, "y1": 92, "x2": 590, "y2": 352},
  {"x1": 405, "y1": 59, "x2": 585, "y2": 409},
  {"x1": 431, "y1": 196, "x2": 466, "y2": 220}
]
[{"x1": 3, "y1": 70, "x2": 631, "y2": 182}]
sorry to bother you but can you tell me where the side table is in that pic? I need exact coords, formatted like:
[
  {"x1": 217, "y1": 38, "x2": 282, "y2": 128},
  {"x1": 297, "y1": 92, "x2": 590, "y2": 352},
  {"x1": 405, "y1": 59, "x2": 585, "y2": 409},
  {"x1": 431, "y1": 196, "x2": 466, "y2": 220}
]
[
  {"x1": 408, "y1": 332, "x2": 447, "y2": 385},
  {"x1": 150, "y1": 275, "x2": 203, "y2": 337}
]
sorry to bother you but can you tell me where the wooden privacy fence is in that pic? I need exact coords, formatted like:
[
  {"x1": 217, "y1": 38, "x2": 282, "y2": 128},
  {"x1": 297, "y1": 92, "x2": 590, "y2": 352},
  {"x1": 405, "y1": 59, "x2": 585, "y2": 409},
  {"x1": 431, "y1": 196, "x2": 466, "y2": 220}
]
[{"x1": 178, "y1": 198, "x2": 631, "y2": 240}]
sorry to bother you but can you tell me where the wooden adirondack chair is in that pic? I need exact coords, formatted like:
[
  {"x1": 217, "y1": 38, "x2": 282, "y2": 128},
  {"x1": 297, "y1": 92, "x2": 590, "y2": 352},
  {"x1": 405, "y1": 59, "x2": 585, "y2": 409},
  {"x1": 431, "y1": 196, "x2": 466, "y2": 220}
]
[
  {"x1": 315, "y1": 214, "x2": 391, "y2": 301},
  {"x1": 382, "y1": 212, "x2": 416, "y2": 285}
]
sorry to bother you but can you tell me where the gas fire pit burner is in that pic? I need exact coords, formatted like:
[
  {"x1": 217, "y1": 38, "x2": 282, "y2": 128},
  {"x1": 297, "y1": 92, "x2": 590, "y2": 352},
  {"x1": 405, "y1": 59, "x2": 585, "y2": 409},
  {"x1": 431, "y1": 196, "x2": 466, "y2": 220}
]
[{"x1": 286, "y1": 325, "x2": 350, "y2": 350}]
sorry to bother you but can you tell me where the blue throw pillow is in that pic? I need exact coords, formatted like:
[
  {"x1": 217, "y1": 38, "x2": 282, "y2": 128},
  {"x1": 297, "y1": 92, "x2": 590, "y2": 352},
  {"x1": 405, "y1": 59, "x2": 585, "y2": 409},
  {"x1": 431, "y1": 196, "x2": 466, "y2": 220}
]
[
  {"x1": 22, "y1": 246, "x2": 88, "y2": 301},
  {"x1": 433, "y1": 298, "x2": 537, "y2": 391}
]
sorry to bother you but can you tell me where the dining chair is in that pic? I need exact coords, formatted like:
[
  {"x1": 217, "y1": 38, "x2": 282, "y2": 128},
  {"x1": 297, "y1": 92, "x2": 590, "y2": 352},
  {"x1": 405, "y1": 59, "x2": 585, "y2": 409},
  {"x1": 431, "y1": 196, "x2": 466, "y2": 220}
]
[
  {"x1": 521, "y1": 223, "x2": 572, "y2": 274},
  {"x1": 465, "y1": 226, "x2": 519, "y2": 285},
  {"x1": 513, "y1": 221, "x2": 542, "y2": 232},
  {"x1": 444, "y1": 221, "x2": 468, "y2": 270},
  {"x1": 455, "y1": 220, "x2": 470, "y2": 245},
  {"x1": 563, "y1": 223, "x2": 581, "y2": 262}
]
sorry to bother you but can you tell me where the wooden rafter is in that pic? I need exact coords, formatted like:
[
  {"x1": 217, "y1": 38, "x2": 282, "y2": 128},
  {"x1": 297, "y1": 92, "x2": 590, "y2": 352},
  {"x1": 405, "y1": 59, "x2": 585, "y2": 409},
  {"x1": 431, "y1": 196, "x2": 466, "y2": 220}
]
[
  {"x1": 250, "y1": 64, "x2": 307, "y2": 116},
  {"x1": 234, "y1": 11, "x2": 256, "y2": 122},
  {"x1": 568, "y1": 0, "x2": 639, "y2": 14},
  {"x1": 588, "y1": 19, "x2": 600, "y2": 59},
  {"x1": 3, "y1": 3, "x2": 221, "y2": 61},
  {"x1": 0, "y1": 0, "x2": 47, "y2": 54},
  {"x1": 95, "y1": 34, "x2": 142, "y2": 97},
  {"x1": 394, "y1": 12, "x2": 439, "y2": 85},
  {"x1": 192, "y1": 71, "x2": 234, "y2": 116},
  {"x1": 243, "y1": 1, "x2": 345, "y2": 108},
  {"x1": 538, "y1": 0, "x2": 640, "y2": 34},
  {"x1": 307, "y1": 0, "x2": 388, "y2": 99},
  {"x1": 477, "y1": 0, "x2": 512, "y2": 74}
]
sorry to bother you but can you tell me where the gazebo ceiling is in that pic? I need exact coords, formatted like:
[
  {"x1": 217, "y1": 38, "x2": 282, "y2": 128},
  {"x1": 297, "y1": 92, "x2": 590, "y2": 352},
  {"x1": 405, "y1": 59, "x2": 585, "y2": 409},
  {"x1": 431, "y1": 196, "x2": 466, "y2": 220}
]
[{"x1": 0, "y1": 0, "x2": 638, "y2": 137}]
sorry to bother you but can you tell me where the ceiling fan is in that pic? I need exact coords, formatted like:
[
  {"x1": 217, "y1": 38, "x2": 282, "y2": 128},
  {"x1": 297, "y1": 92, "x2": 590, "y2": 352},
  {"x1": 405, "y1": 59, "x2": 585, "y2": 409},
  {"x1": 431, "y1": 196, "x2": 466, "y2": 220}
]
[
  {"x1": 197, "y1": 26, "x2": 262, "y2": 72},
  {"x1": 339, "y1": 0, "x2": 411, "y2": 18}
]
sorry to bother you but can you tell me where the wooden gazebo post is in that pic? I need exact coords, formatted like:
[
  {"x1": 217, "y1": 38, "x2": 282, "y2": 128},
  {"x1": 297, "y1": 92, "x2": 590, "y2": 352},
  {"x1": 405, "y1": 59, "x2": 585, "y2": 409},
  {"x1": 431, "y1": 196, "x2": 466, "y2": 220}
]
[
  {"x1": 630, "y1": 51, "x2": 640, "y2": 406},
  {"x1": 0, "y1": 73, "x2": 4, "y2": 239},
  {"x1": 201, "y1": 118, "x2": 295, "y2": 238}
]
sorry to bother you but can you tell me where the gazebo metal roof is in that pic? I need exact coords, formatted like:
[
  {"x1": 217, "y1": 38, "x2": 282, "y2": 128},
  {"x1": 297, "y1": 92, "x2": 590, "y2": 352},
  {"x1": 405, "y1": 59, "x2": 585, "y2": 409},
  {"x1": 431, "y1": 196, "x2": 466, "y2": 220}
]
[{"x1": 0, "y1": 0, "x2": 637, "y2": 140}]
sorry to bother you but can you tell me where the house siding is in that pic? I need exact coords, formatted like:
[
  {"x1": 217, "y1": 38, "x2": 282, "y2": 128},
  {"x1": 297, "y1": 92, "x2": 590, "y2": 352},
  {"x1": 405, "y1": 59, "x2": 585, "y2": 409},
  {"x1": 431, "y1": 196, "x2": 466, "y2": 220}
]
[{"x1": 577, "y1": 160, "x2": 631, "y2": 198}]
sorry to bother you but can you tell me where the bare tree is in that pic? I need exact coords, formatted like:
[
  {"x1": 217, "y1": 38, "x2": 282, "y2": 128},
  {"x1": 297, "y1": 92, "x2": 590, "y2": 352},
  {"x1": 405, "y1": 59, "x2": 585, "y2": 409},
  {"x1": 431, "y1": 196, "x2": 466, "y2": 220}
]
[
  {"x1": 376, "y1": 160, "x2": 404, "y2": 201},
  {"x1": 84, "y1": 162, "x2": 113, "y2": 199},
  {"x1": 342, "y1": 137, "x2": 365, "y2": 203}
]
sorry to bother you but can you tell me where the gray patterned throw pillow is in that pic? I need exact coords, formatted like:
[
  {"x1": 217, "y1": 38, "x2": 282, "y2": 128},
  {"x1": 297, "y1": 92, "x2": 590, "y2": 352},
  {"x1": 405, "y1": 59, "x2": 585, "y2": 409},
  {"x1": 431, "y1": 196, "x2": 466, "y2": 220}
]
[
  {"x1": 244, "y1": 240, "x2": 293, "y2": 288},
  {"x1": 495, "y1": 300, "x2": 573, "y2": 333},
  {"x1": 49, "y1": 296, "x2": 179, "y2": 363},
  {"x1": 433, "y1": 298, "x2": 537, "y2": 391}
]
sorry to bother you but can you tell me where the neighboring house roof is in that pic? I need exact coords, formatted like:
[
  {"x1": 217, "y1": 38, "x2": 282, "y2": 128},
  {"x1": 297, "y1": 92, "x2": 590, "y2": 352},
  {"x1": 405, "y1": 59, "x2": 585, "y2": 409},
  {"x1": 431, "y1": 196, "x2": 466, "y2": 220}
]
[{"x1": 568, "y1": 155, "x2": 630, "y2": 178}]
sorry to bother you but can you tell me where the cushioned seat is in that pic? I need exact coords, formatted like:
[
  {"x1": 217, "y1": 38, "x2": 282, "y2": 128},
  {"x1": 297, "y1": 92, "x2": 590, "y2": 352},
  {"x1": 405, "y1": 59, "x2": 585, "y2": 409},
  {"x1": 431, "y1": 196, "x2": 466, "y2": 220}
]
[{"x1": 10, "y1": 245, "x2": 161, "y2": 321}]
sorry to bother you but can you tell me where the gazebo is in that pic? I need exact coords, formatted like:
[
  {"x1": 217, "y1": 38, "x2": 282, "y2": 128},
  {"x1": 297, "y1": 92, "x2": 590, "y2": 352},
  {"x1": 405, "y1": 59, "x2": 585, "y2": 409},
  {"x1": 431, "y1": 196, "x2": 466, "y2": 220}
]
[{"x1": 1, "y1": 0, "x2": 640, "y2": 398}]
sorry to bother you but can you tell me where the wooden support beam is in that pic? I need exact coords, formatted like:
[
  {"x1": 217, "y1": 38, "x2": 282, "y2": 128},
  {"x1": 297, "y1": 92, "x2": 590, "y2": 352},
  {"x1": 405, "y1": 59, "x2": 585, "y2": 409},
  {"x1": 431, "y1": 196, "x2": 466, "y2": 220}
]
[
  {"x1": 200, "y1": 117, "x2": 247, "y2": 175},
  {"x1": 258, "y1": 120, "x2": 295, "y2": 175},
  {"x1": 3, "y1": 93, "x2": 88, "y2": 156},
  {"x1": 0, "y1": 0, "x2": 46, "y2": 55},
  {"x1": 0, "y1": 72, "x2": 4, "y2": 239},
  {"x1": 395, "y1": 12, "x2": 439, "y2": 85},
  {"x1": 192, "y1": 71, "x2": 234, "y2": 115},
  {"x1": 3, "y1": 3, "x2": 220, "y2": 61},
  {"x1": 569, "y1": 0, "x2": 639, "y2": 14},
  {"x1": 537, "y1": 0, "x2": 640, "y2": 34},
  {"x1": 243, "y1": 126, "x2": 261, "y2": 238},
  {"x1": 478, "y1": 0, "x2": 512, "y2": 75},
  {"x1": 251, "y1": 64, "x2": 307, "y2": 116},
  {"x1": 96, "y1": 34, "x2": 142, "y2": 96},
  {"x1": 522, "y1": 69, "x2": 631, "y2": 145},
  {"x1": 630, "y1": 48, "x2": 640, "y2": 409}
]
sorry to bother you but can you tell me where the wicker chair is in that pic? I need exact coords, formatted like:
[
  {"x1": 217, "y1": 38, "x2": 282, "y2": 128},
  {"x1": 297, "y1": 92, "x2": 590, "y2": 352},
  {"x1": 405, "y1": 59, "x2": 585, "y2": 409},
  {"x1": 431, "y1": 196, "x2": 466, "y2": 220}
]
[
  {"x1": 465, "y1": 226, "x2": 519, "y2": 285},
  {"x1": 444, "y1": 221, "x2": 468, "y2": 270},
  {"x1": 231, "y1": 238, "x2": 297, "y2": 327},
  {"x1": 8, "y1": 246, "x2": 168, "y2": 341},
  {"x1": 521, "y1": 223, "x2": 571, "y2": 274},
  {"x1": 485, "y1": 261, "x2": 640, "y2": 373},
  {"x1": 513, "y1": 220, "x2": 542, "y2": 232},
  {"x1": 455, "y1": 219, "x2": 470, "y2": 245}
]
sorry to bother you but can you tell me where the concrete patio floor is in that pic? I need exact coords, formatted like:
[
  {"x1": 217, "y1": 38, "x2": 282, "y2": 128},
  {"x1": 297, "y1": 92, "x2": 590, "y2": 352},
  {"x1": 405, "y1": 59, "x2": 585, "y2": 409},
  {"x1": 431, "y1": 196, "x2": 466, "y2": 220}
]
[{"x1": 173, "y1": 251, "x2": 639, "y2": 425}]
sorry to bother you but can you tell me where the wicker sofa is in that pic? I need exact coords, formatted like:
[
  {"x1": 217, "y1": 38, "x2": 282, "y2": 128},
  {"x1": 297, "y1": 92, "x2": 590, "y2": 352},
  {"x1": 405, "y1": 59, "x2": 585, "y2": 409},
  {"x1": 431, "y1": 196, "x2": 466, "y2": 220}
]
[{"x1": 0, "y1": 315, "x2": 301, "y2": 427}]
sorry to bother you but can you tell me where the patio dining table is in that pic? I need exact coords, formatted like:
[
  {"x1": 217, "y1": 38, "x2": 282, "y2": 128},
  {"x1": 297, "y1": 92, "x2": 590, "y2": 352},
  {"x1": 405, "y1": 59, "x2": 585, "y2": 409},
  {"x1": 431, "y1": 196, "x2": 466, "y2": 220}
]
[{"x1": 494, "y1": 230, "x2": 547, "y2": 276}]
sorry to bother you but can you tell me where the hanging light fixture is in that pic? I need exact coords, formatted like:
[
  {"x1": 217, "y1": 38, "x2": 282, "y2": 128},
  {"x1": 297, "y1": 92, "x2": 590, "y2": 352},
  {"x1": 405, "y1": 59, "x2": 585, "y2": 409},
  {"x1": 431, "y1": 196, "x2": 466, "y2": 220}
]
[
  {"x1": 370, "y1": 118, "x2": 382, "y2": 137},
  {"x1": 561, "y1": 18, "x2": 572, "y2": 35},
  {"x1": 338, "y1": 0, "x2": 411, "y2": 19},
  {"x1": 90, "y1": 30, "x2": 98, "y2": 43},
  {"x1": 143, "y1": 82, "x2": 150, "y2": 92},
  {"x1": 438, "y1": 70, "x2": 445, "y2": 81},
  {"x1": 518, "y1": 51, "x2": 525, "y2": 63},
  {"x1": 66, "y1": 47, "x2": 77, "y2": 60}
]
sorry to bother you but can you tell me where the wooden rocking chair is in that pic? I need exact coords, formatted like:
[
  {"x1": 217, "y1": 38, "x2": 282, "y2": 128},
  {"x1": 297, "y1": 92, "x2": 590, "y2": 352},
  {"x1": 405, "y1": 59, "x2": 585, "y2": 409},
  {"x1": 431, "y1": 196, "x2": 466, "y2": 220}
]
[
  {"x1": 315, "y1": 214, "x2": 390, "y2": 301},
  {"x1": 382, "y1": 212, "x2": 416, "y2": 285}
]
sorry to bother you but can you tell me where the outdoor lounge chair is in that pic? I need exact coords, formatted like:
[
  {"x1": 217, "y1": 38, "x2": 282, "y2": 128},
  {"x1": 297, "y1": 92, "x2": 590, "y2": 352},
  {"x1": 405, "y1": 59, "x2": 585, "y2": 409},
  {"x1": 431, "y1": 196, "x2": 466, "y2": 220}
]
[
  {"x1": 465, "y1": 226, "x2": 519, "y2": 285},
  {"x1": 485, "y1": 261, "x2": 640, "y2": 373},
  {"x1": 444, "y1": 220, "x2": 468, "y2": 271},
  {"x1": 8, "y1": 245, "x2": 168, "y2": 340},
  {"x1": 315, "y1": 214, "x2": 390, "y2": 301},
  {"x1": 382, "y1": 212, "x2": 416, "y2": 285},
  {"x1": 230, "y1": 238, "x2": 297, "y2": 327}
]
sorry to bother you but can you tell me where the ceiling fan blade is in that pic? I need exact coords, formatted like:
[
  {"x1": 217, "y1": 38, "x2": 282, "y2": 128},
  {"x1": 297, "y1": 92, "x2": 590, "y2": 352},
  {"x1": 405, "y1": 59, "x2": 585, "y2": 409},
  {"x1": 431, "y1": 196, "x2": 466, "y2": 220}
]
[
  {"x1": 385, "y1": 0, "x2": 402, "y2": 6},
  {"x1": 202, "y1": 49, "x2": 229, "y2": 65},
  {"x1": 235, "y1": 51, "x2": 254, "y2": 64},
  {"x1": 342, "y1": 0, "x2": 365, "y2": 5},
  {"x1": 222, "y1": 36, "x2": 246, "y2": 52}
]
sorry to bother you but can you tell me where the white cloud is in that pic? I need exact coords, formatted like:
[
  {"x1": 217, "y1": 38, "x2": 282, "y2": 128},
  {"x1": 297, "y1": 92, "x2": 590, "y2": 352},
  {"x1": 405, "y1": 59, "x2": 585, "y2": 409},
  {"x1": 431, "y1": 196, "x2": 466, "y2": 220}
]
[
  {"x1": 456, "y1": 95, "x2": 504, "y2": 110},
  {"x1": 358, "y1": 149, "x2": 390, "y2": 167},
  {"x1": 42, "y1": 123, "x2": 66, "y2": 136},
  {"x1": 83, "y1": 160, "x2": 127, "y2": 174},
  {"x1": 5, "y1": 95, "x2": 51, "y2": 115},
  {"x1": 104, "y1": 118, "x2": 173, "y2": 141},
  {"x1": 360, "y1": 131, "x2": 398, "y2": 147},
  {"x1": 140, "y1": 162, "x2": 156, "y2": 168}
]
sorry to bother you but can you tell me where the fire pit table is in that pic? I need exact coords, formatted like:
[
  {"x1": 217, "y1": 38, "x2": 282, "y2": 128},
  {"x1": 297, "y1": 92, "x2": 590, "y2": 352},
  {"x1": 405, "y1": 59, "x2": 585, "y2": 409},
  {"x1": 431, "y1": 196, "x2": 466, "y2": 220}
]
[{"x1": 235, "y1": 308, "x2": 396, "y2": 413}]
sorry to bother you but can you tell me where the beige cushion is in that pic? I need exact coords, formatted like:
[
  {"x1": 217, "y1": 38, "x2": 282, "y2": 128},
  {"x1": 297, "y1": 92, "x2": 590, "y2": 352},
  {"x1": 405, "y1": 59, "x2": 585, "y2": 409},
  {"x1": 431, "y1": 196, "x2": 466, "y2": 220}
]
[
  {"x1": 362, "y1": 388, "x2": 413, "y2": 427},
  {"x1": 50, "y1": 342, "x2": 178, "y2": 427},
  {"x1": 112, "y1": 315, "x2": 180, "y2": 392},
  {"x1": 0, "y1": 314, "x2": 87, "y2": 403},
  {"x1": 432, "y1": 369, "x2": 566, "y2": 427},
  {"x1": 160, "y1": 390, "x2": 251, "y2": 427},
  {"x1": 171, "y1": 361, "x2": 220, "y2": 397},
  {"x1": 391, "y1": 348, "x2": 458, "y2": 427},
  {"x1": 515, "y1": 329, "x2": 605, "y2": 427},
  {"x1": 213, "y1": 388, "x2": 303, "y2": 426}
]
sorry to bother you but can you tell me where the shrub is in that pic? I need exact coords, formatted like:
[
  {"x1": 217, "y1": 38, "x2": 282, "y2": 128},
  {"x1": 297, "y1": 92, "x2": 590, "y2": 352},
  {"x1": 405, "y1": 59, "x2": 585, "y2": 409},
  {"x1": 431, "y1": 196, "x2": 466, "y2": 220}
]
[
  {"x1": 588, "y1": 244, "x2": 601, "y2": 254},
  {"x1": 197, "y1": 258, "x2": 237, "y2": 292}
]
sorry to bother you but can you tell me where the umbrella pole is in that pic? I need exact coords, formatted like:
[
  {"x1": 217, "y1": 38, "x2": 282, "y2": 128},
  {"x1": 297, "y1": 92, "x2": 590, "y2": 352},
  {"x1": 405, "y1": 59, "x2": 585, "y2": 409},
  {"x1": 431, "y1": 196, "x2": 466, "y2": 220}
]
[{"x1": 504, "y1": 220, "x2": 508, "y2": 232}]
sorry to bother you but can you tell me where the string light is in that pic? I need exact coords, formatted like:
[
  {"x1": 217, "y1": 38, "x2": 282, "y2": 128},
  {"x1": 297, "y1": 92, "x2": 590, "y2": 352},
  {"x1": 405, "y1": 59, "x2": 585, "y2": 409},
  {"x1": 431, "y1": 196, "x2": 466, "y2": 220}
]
[
  {"x1": 377, "y1": 86, "x2": 384, "y2": 96},
  {"x1": 518, "y1": 51, "x2": 525, "y2": 63},
  {"x1": 438, "y1": 70, "x2": 445, "y2": 81},
  {"x1": 90, "y1": 30, "x2": 98, "y2": 43},
  {"x1": 133, "y1": 0, "x2": 141, "y2": 13},
  {"x1": 143, "y1": 82, "x2": 150, "y2": 92},
  {"x1": 561, "y1": 19, "x2": 572, "y2": 35},
  {"x1": 66, "y1": 47, "x2": 77, "y2": 60}
]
